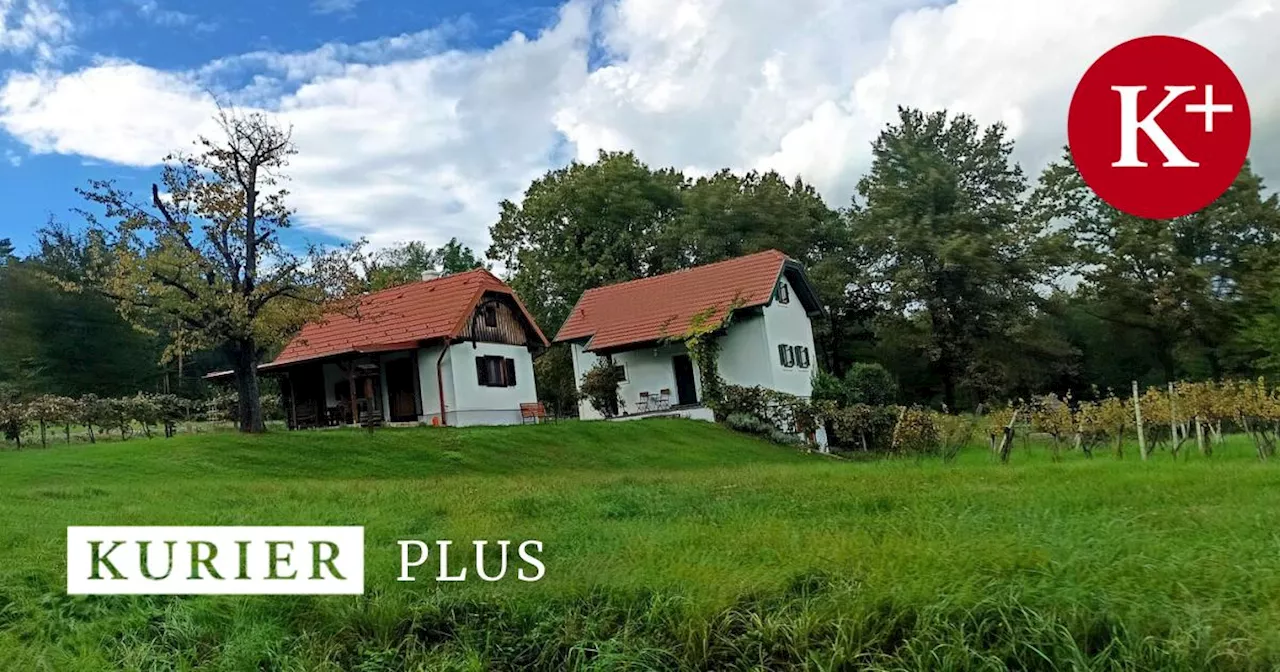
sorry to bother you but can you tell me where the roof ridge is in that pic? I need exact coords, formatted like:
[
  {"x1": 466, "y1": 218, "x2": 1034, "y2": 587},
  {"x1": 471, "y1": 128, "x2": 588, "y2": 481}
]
[
  {"x1": 356, "y1": 267, "x2": 494, "y2": 301},
  {"x1": 578, "y1": 249, "x2": 786, "y2": 297}
]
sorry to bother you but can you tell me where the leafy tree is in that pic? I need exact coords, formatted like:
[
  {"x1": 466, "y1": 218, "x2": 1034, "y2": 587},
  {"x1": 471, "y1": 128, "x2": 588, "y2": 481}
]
[
  {"x1": 0, "y1": 238, "x2": 13, "y2": 262},
  {"x1": 1033, "y1": 154, "x2": 1280, "y2": 382},
  {"x1": 0, "y1": 257, "x2": 164, "y2": 397},
  {"x1": 489, "y1": 150, "x2": 686, "y2": 332},
  {"x1": 853, "y1": 107, "x2": 1061, "y2": 409},
  {"x1": 365, "y1": 238, "x2": 487, "y2": 290},
  {"x1": 70, "y1": 110, "x2": 363, "y2": 432}
]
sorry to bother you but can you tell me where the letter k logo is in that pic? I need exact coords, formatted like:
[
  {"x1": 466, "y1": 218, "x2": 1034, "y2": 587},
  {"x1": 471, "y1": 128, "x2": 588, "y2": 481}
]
[
  {"x1": 1068, "y1": 36, "x2": 1251, "y2": 220},
  {"x1": 1110, "y1": 86, "x2": 1199, "y2": 168}
]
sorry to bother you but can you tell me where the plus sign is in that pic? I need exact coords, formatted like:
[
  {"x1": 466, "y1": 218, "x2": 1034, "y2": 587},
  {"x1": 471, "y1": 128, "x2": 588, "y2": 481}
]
[{"x1": 1184, "y1": 85, "x2": 1233, "y2": 132}]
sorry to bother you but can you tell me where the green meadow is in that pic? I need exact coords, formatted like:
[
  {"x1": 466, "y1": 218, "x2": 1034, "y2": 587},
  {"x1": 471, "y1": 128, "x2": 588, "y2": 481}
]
[{"x1": 2, "y1": 419, "x2": 1280, "y2": 670}]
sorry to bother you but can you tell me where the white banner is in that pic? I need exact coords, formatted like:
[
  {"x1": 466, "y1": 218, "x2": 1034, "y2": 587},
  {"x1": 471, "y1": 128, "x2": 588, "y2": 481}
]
[{"x1": 67, "y1": 526, "x2": 365, "y2": 595}]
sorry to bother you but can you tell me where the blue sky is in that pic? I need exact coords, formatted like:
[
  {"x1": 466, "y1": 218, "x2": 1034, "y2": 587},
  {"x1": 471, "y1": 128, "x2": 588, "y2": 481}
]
[{"x1": 1, "y1": 0, "x2": 1277, "y2": 258}]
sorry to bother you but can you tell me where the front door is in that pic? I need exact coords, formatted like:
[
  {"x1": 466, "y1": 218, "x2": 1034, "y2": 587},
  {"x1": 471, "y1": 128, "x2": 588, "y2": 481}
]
[
  {"x1": 672, "y1": 354, "x2": 698, "y2": 406},
  {"x1": 384, "y1": 357, "x2": 418, "y2": 422}
]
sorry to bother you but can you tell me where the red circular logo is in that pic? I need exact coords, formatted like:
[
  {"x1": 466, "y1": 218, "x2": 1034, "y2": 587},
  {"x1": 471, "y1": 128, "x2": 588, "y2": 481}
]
[{"x1": 1068, "y1": 35, "x2": 1250, "y2": 220}]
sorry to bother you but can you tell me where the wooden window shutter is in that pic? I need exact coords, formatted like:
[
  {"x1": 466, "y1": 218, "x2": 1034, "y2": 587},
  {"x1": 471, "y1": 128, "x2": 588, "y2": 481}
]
[
  {"x1": 778, "y1": 344, "x2": 790, "y2": 367},
  {"x1": 476, "y1": 356, "x2": 489, "y2": 386},
  {"x1": 504, "y1": 358, "x2": 517, "y2": 387}
]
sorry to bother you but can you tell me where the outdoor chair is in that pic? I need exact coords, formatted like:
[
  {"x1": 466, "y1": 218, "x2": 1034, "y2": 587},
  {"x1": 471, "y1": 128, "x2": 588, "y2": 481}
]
[
  {"x1": 657, "y1": 389, "x2": 672, "y2": 410},
  {"x1": 637, "y1": 391, "x2": 652, "y2": 413}
]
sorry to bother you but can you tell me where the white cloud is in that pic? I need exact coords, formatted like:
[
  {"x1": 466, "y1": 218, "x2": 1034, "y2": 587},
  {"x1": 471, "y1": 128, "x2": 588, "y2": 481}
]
[
  {"x1": 130, "y1": 0, "x2": 215, "y2": 32},
  {"x1": 0, "y1": 61, "x2": 219, "y2": 165},
  {"x1": 559, "y1": 0, "x2": 1280, "y2": 205},
  {"x1": 311, "y1": 0, "x2": 361, "y2": 16},
  {"x1": 0, "y1": 0, "x2": 1278, "y2": 255},
  {"x1": 0, "y1": 0, "x2": 71, "y2": 62}
]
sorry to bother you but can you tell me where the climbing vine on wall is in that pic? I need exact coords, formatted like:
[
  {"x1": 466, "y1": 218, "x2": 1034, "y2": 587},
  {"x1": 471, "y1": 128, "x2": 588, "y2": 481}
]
[{"x1": 671, "y1": 296, "x2": 746, "y2": 419}]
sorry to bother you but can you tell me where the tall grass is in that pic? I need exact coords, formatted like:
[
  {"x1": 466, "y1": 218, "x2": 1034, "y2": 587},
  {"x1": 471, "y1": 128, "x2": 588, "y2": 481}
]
[{"x1": 1, "y1": 419, "x2": 1278, "y2": 670}]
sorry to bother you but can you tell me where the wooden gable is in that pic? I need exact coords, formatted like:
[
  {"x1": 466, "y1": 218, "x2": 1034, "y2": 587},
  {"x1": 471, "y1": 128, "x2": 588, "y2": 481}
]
[{"x1": 460, "y1": 292, "x2": 542, "y2": 348}]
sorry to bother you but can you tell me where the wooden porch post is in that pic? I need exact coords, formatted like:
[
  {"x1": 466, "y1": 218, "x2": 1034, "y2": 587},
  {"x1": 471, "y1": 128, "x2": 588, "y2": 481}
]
[
  {"x1": 345, "y1": 361, "x2": 358, "y2": 425},
  {"x1": 284, "y1": 371, "x2": 297, "y2": 430}
]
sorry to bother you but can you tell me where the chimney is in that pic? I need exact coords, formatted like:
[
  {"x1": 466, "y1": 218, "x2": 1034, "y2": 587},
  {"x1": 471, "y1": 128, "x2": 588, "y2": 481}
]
[{"x1": 421, "y1": 270, "x2": 443, "y2": 281}]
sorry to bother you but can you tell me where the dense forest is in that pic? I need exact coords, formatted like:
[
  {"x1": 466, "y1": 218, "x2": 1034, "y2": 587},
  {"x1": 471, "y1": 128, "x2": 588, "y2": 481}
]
[{"x1": 3, "y1": 106, "x2": 1280, "y2": 417}]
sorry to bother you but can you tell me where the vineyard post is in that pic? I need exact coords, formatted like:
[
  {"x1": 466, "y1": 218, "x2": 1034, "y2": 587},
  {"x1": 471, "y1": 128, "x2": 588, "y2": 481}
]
[
  {"x1": 998, "y1": 409, "x2": 1018, "y2": 464},
  {"x1": 1167, "y1": 382, "x2": 1180, "y2": 461},
  {"x1": 1132, "y1": 380, "x2": 1147, "y2": 461}
]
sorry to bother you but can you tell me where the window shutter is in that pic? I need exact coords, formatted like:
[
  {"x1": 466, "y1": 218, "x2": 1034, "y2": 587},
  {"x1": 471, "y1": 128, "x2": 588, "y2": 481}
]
[
  {"x1": 504, "y1": 358, "x2": 517, "y2": 387},
  {"x1": 788, "y1": 346, "x2": 797, "y2": 367},
  {"x1": 778, "y1": 344, "x2": 789, "y2": 367},
  {"x1": 476, "y1": 356, "x2": 489, "y2": 386}
]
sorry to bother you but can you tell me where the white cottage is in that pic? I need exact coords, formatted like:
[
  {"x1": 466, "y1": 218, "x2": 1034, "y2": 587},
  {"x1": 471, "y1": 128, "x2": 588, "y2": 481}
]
[
  {"x1": 255, "y1": 269, "x2": 548, "y2": 428},
  {"x1": 555, "y1": 250, "x2": 825, "y2": 421}
]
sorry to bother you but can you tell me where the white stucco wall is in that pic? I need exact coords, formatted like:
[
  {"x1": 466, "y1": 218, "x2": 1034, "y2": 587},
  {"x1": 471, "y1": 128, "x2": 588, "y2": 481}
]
[
  {"x1": 439, "y1": 342, "x2": 538, "y2": 426},
  {"x1": 416, "y1": 343, "x2": 451, "y2": 424},
  {"x1": 716, "y1": 311, "x2": 774, "y2": 389},
  {"x1": 761, "y1": 275, "x2": 817, "y2": 397}
]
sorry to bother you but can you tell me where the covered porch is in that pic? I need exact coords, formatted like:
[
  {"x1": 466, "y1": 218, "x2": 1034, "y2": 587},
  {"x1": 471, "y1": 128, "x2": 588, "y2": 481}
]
[
  {"x1": 266, "y1": 346, "x2": 424, "y2": 430},
  {"x1": 593, "y1": 342, "x2": 706, "y2": 420}
]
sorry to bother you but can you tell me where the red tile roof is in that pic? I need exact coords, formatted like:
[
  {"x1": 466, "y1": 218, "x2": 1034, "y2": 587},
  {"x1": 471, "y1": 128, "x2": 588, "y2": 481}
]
[
  {"x1": 266, "y1": 269, "x2": 547, "y2": 368},
  {"x1": 554, "y1": 249, "x2": 794, "y2": 352}
]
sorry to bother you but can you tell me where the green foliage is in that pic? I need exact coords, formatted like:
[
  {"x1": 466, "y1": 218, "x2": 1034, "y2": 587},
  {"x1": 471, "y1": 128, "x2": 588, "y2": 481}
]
[
  {"x1": 677, "y1": 300, "x2": 744, "y2": 416},
  {"x1": 579, "y1": 360, "x2": 624, "y2": 418},
  {"x1": 0, "y1": 385, "x2": 30, "y2": 446},
  {"x1": 68, "y1": 110, "x2": 366, "y2": 433},
  {"x1": 0, "y1": 259, "x2": 165, "y2": 397},
  {"x1": 724, "y1": 412, "x2": 774, "y2": 437},
  {"x1": 812, "y1": 363, "x2": 898, "y2": 407},
  {"x1": 830, "y1": 403, "x2": 898, "y2": 452},
  {"x1": 854, "y1": 108, "x2": 1063, "y2": 410},
  {"x1": 1034, "y1": 155, "x2": 1280, "y2": 382},
  {"x1": 363, "y1": 238, "x2": 488, "y2": 291}
]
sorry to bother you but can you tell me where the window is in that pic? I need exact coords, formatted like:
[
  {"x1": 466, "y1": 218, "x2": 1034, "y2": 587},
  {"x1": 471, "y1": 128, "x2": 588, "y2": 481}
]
[
  {"x1": 481, "y1": 304, "x2": 498, "y2": 328},
  {"x1": 797, "y1": 346, "x2": 811, "y2": 369},
  {"x1": 775, "y1": 281, "x2": 791, "y2": 304},
  {"x1": 778, "y1": 343, "x2": 796, "y2": 368},
  {"x1": 476, "y1": 355, "x2": 518, "y2": 387},
  {"x1": 614, "y1": 364, "x2": 628, "y2": 383}
]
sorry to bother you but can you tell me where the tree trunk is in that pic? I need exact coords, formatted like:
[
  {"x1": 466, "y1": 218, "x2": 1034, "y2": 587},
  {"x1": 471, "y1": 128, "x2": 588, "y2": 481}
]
[
  {"x1": 87, "y1": 423, "x2": 95, "y2": 444},
  {"x1": 1195, "y1": 418, "x2": 1206, "y2": 457},
  {"x1": 232, "y1": 340, "x2": 267, "y2": 433},
  {"x1": 65, "y1": 423, "x2": 71, "y2": 445},
  {"x1": 39, "y1": 420, "x2": 46, "y2": 449}
]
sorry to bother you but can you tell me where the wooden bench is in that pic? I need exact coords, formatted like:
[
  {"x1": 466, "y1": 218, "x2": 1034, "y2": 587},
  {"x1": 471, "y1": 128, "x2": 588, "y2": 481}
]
[{"x1": 520, "y1": 402, "x2": 553, "y2": 424}]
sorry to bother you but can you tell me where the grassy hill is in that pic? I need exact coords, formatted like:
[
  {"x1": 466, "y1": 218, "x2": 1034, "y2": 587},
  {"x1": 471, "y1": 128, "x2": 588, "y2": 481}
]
[{"x1": 3, "y1": 419, "x2": 1280, "y2": 670}]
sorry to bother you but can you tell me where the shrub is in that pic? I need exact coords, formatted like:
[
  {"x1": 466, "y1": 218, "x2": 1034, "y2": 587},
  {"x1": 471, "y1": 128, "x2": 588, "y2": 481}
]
[
  {"x1": 891, "y1": 406, "x2": 939, "y2": 457},
  {"x1": 724, "y1": 412, "x2": 774, "y2": 437},
  {"x1": 24, "y1": 395, "x2": 76, "y2": 448},
  {"x1": 0, "y1": 386, "x2": 30, "y2": 448},
  {"x1": 932, "y1": 411, "x2": 975, "y2": 462},
  {"x1": 810, "y1": 371, "x2": 846, "y2": 405},
  {"x1": 845, "y1": 363, "x2": 898, "y2": 406},
  {"x1": 831, "y1": 404, "x2": 898, "y2": 452},
  {"x1": 75, "y1": 394, "x2": 109, "y2": 444},
  {"x1": 580, "y1": 361, "x2": 624, "y2": 419}
]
